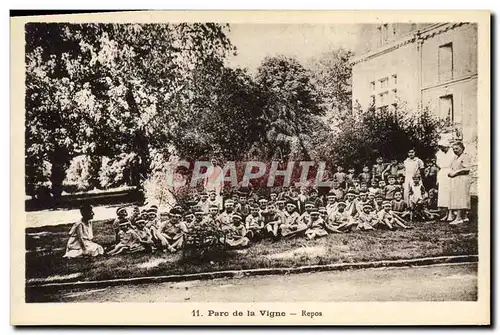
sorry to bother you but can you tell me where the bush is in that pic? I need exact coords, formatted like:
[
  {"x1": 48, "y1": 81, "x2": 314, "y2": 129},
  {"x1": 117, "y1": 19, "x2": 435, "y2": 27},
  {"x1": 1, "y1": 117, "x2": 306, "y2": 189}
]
[
  {"x1": 143, "y1": 151, "x2": 194, "y2": 209},
  {"x1": 63, "y1": 155, "x2": 100, "y2": 193},
  {"x1": 99, "y1": 153, "x2": 137, "y2": 189},
  {"x1": 315, "y1": 104, "x2": 440, "y2": 169},
  {"x1": 26, "y1": 160, "x2": 52, "y2": 198},
  {"x1": 182, "y1": 220, "x2": 228, "y2": 263},
  {"x1": 142, "y1": 171, "x2": 191, "y2": 210}
]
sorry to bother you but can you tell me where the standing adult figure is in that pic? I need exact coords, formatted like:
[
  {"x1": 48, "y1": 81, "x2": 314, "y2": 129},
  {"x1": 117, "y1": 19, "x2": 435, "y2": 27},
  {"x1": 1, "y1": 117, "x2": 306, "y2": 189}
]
[
  {"x1": 435, "y1": 138, "x2": 455, "y2": 221},
  {"x1": 448, "y1": 141, "x2": 471, "y2": 225},
  {"x1": 63, "y1": 203, "x2": 104, "y2": 258},
  {"x1": 403, "y1": 149, "x2": 424, "y2": 205},
  {"x1": 204, "y1": 158, "x2": 223, "y2": 196}
]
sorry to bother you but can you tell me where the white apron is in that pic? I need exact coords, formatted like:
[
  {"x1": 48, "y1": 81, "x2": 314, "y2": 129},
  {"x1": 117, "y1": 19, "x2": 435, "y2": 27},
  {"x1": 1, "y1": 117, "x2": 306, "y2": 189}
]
[{"x1": 436, "y1": 148, "x2": 454, "y2": 208}]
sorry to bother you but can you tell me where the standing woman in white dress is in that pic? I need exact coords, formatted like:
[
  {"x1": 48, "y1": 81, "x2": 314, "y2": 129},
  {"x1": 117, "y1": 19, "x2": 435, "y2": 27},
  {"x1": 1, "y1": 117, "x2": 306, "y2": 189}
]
[
  {"x1": 403, "y1": 149, "x2": 424, "y2": 205},
  {"x1": 448, "y1": 141, "x2": 471, "y2": 225},
  {"x1": 204, "y1": 158, "x2": 223, "y2": 196},
  {"x1": 435, "y1": 138, "x2": 455, "y2": 221}
]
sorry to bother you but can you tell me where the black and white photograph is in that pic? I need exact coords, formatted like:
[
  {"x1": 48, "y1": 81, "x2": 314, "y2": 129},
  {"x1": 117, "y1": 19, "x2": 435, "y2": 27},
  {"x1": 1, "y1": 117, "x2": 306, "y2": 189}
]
[{"x1": 11, "y1": 10, "x2": 490, "y2": 325}]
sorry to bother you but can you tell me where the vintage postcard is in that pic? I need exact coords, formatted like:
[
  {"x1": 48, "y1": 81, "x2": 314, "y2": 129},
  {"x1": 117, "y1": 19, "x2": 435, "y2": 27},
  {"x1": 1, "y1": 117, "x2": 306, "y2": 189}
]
[{"x1": 11, "y1": 10, "x2": 490, "y2": 325}]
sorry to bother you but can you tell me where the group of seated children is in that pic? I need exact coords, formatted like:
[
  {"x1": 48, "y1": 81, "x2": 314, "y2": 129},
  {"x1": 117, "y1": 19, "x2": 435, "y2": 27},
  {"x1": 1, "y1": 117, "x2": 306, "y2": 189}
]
[{"x1": 107, "y1": 157, "x2": 441, "y2": 254}]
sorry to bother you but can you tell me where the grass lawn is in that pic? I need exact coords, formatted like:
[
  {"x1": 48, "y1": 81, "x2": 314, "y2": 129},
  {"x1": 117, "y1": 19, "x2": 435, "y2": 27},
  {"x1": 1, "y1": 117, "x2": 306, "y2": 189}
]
[{"x1": 25, "y1": 215, "x2": 478, "y2": 285}]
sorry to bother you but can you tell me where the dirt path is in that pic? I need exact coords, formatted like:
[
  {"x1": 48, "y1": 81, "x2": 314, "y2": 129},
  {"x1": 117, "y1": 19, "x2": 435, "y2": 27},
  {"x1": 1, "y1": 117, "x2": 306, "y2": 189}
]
[
  {"x1": 28, "y1": 263, "x2": 477, "y2": 302},
  {"x1": 26, "y1": 205, "x2": 120, "y2": 228}
]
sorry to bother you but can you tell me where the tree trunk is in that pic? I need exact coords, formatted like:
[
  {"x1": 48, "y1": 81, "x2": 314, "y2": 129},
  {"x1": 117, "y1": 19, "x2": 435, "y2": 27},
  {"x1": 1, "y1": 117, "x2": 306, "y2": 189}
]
[
  {"x1": 50, "y1": 145, "x2": 70, "y2": 207},
  {"x1": 125, "y1": 83, "x2": 150, "y2": 189},
  {"x1": 88, "y1": 155, "x2": 102, "y2": 189}
]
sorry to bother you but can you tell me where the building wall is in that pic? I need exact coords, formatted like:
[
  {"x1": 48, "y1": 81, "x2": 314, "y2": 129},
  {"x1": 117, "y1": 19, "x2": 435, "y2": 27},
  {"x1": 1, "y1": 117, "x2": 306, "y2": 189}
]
[
  {"x1": 420, "y1": 23, "x2": 478, "y2": 160},
  {"x1": 351, "y1": 23, "x2": 478, "y2": 194},
  {"x1": 352, "y1": 23, "x2": 477, "y2": 142},
  {"x1": 421, "y1": 24, "x2": 478, "y2": 89},
  {"x1": 352, "y1": 42, "x2": 419, "y2": 112},
  {"x1": 421, "y1": 75, "x2": 478, "y2": 194},
  {"x1": 354, "y1": 23, "x2": 432, "y2": 55},
  {"x1": 422, "y1": 77, "x2": 478, "y2": 145}
]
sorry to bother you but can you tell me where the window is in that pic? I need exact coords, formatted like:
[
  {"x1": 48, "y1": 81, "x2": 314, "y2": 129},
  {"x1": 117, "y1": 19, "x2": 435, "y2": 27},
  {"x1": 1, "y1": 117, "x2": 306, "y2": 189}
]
[
  {"x1": 438, "y1": 43, "x2": 453, "y2": 82},
  {"x1": 390, "y1": 89, "x2": 398, "y2": 103},
  {"x1": 439, "y1": 95, "x2": 454, "y2": 122},
  {"x1": 380, "y1": 77, "x2": 388, "y2": 89},
  {"x1": 371, "y1": 75, "x2": 398, "y2": 109},
  {"x1": 392, "y1": 74, "x2": 397, "y2": 85},
  {"x1": 378, "y1": 24, "x2": 389, "y2": 46},
  {"x1": 379, "y1": 91, "x2": 389, "y2": 106},
  {"x1": 382, "y1": 24, "x2": 389, "y2": 44}
]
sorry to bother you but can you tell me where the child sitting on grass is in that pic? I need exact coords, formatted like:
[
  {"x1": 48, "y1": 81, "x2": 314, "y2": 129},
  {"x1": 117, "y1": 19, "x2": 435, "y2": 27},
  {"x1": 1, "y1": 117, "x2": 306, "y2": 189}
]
[
  {"x1": 408, "y1": 174, "x2": 435, "y2": 221},
  {"x1": 129, "y1": 206, "x2": 141, "y2": 226},
  {"x1": 112, "y1": 206, "x2": 129, "y2": 243},
  {"x1": 343, "y1": 190, "x2": 358, "y2": 217},
  {"x1": 225, "y1": 213, "x2": 250, "y2": 248},
  {"x1": 330, "y1": 201, "x2": 357, "y2": 232},
  {"x1": 351, "y1": 177, "x2": 361, "y2": 194},
  {"x1": 133, "y1": 218, "x2": 155, "y2": 252},
  {"x1": 391, "y1": 191, "x2": 410, "y2": 218},
  {"x1": 359, "y1": 181, "x2": 369, "y2": 194},
  {"x1": 325, "y1": 194, "x2": 338, "y2": 216},
  {"x1": 389, "y1": 191, "x2": 412, "y2": 229},
  {"x1": 384, "y1": 175, "x2": 402, "y2": 200},
  {"x1": 396, "y1": 174, "x2": 405, "y2": 187},
  {"x1": 424, "y1": 189, "x2": 442, "y2": 220},
  {"x1": 281, "y1": 202, "x2": 307, "y2": 238},
  {"x1": 359, "y1": 165, "x2": 371, "y2": 184},
  {"x1": 356, "y1": 204, "x2": 376, "y2": 231},
  {"x1": 366, "y1": 192, "x2": 377, "y2": 210},
  {"x1": 318, "y1": 203, "x2": 345, "y2": 234},
  {"x1": 374, "y1": 193, "x2": 385, "y2": 212},
  {"x1": 264, "y1": 203, "x2": 284, "y2": 240},
  {"x1": 305, "y1": 209, "x2": 329, "y2": 240},
  {"x1": 411, "y1": 187, "x2": 442, "y2": 222},
  {"x1": 375, "y1": 201, "x2": 396, "y2": 230},
  {"x1": 245, "y1": 204, "x2": 265, "y2": 240},
  {"x1": 319, "y1": 207, "x2": 329, "y2": 226},
  {"x1": 368, "y1": 178, "x2": 380, "y2": 195},
  {"x1": 156, "y1": 209, "x2": 186, "y2": 253},
  {"x1": 355, "y1": 191, "x2": 368, "y2": 214},
  {"x1": 64, "y1": 204, "x2": 104, "y2": 258},
  {"x1": 107, "y1": 221, "x2": 143, "y2": 256},
  {"x1": 378, "y1": 179, "x2": 387, "y2": 194},
  {"x1": 379, "y1": 200, "x2": 412, "y2": 230},
  {"x1": 329, "y1": 181, "x2": 344, "y2": 202}
]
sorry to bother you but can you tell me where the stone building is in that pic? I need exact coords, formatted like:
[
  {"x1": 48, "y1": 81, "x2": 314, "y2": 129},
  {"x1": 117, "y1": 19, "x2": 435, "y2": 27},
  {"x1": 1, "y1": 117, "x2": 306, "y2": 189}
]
[{"x1": 351, "y1": 22, "x2": 478, "y2": 193}]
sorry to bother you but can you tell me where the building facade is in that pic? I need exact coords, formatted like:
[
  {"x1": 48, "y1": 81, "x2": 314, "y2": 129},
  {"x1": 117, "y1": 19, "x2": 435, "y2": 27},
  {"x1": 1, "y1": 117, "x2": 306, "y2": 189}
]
[{"x1": 351, "y1": 22, "x2": 478, "y2": 193}]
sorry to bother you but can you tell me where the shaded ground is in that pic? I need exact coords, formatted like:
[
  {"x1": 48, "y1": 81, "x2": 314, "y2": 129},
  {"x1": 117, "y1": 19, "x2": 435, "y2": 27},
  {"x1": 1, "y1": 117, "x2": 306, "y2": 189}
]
[
  {"x1": 25, "y1": 213, "x2": 478, "y2": 285},
  {"x1": 27, "y1": 263, "x2": 478, "y2": 302}
]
